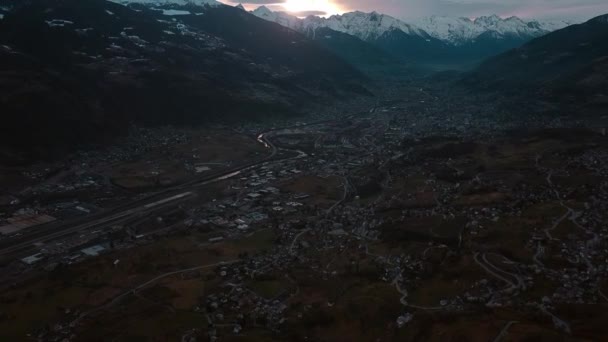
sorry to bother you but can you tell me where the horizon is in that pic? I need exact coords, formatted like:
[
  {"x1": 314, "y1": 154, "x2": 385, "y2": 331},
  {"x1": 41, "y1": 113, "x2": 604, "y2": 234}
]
[{"x1": 221, "y1": 0, "x2": 608, "y2": 22}]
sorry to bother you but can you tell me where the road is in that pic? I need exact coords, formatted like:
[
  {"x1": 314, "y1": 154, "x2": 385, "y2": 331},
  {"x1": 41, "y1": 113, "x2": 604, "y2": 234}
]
[
  {"x1": 533, "y1": 242, "x2": 545, "y2": 268},
  {"x1": 473, "y1": 252, "x2": 525, "y2": 292},
  {"x1": 535, "y1": 151, "x2": 600, "y2": 275},
  {"x1": 493, "y1": 321, "x2": 518, "y2": 342},
  {"x1": 545, "y1": 207, "x2": 572, "y2": 240},
  {"x1": 422, "y1": 244, "x2": 448, "y2": 259},
  {"x1": 599, "y1": 286, "x2": 608, "y2": 303},
  {"x1": 474, "y1": 253, "x2": 514, "y2": 287},
  {"x1": 391, "y1": 273, "x2": 444, "y2": 310},
  {"x1": 539, "y1": 304, "x2": 571, "y2": 334},
  {"x1": 0, "y1": 192, "x2": 196, "y2": 259},
  {"x1": 289, "y1": 229, "x2": 311, "y2": 255},
  {"x1": 327, "y1": 176, "x2": 349, "y2": 215},
  {"x1": 391, "y1": 274, "x2": 409, "y2": 306},
  {"x1": 486, "y1": 253, "x2": 526, "y2": 290}
]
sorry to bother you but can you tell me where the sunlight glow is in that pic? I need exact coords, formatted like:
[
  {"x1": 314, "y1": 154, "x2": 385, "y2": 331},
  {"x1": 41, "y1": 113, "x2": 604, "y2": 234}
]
[{"x1": 282, "y1": 0, "x2": 343, "y2": 17}]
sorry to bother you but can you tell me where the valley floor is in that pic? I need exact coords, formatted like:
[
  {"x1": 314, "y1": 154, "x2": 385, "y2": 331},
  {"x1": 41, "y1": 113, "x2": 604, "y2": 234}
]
[{"x1": 1, "y1": 82, "x2": 608, "y2": 341}]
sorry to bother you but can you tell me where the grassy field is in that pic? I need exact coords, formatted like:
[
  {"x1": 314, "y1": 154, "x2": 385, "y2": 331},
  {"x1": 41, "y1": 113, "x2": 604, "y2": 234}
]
[
  {"x1": 0, "y1": 229, "x2": 276, "y2": 341},
  {"x1": 279, "y1": 175, "x2": 342, "y2": 207},
  {"x1": 106, "y1": 130, "x2": 266, "y2": 190}
]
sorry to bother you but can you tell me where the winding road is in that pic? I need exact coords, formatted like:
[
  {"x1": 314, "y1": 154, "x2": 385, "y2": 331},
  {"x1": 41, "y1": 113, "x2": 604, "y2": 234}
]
[
  {"x1": 327, "y1": 176, "x2": 349, "y2": 215},
  {"x1": 473, "y1": 252, "x2": 525, "y2": 292},
  {"x1": 289, "y1": 229, "x2": 311, "y2": 255}
]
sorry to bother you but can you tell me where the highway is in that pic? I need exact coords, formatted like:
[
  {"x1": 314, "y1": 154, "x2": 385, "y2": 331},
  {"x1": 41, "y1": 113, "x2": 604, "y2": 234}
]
[
  {"x1": 0, "y1": 192, "x2": 197, "y2": 260},
  {"x1": 0, "y1": 132, "x2": 281, "y2": 262}
]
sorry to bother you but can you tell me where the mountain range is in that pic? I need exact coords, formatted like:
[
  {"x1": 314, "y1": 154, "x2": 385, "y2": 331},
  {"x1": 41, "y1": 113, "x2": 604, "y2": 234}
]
[
  {"x1": 415, "y1": 15, "x2": 570, "y2": 45},
  {"x1": 252, "y1": 6, "x2": 572, "y2": 67}
]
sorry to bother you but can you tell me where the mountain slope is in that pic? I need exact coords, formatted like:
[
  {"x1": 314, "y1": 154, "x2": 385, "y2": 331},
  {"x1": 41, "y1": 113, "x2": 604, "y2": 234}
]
[
  {"x1": 252, "y1": 8, "x2": 448, "y2": 65},
  {"x1": 250, "y1": 7, "x2": 396, "y2": 70},
  {"x1": 303, "y1": 26, "x2": 396, "y2": 69},
  {"x1": 300, "y1": 11, "x2": 429, "y2": 41},
  {"x1": 0, "y1": 0, "x2": 369, "y2": 159},
  {"x1": 465, "y1": 14, "x2": 608, "y2": 114}
]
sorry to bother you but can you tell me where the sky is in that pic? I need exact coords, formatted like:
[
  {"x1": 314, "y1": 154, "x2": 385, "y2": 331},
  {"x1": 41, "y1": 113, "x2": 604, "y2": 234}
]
[{"x1": 222, "y1": 0, "x2": 608, "y2": 21}]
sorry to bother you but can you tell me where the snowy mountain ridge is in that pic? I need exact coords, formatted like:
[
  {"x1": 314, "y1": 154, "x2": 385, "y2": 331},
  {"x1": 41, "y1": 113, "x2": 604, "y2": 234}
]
[
  {"x1": 251, "y1": 6, "x2": 572, "y2": 45},
  {"x1": 252, "y1": 6, "x2": 428, "y2": 41},
  {"x1": 415, "y1": 15, "x2": 572, "y2": 44}
]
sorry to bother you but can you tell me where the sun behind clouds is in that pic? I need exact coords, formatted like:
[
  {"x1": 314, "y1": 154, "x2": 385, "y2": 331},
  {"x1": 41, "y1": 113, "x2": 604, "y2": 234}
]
[{"x1": 282, "y1": 0, "x2": 344, "y2": 17}]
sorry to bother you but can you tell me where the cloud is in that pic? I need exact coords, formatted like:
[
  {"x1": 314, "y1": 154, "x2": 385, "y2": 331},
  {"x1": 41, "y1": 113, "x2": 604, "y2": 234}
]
[
  {"x1": 290, "y1": 10, "x2": 327, "y2": 17},
  {"x1": 236, "y1": 0, "x2": 285, "y2": 4}
]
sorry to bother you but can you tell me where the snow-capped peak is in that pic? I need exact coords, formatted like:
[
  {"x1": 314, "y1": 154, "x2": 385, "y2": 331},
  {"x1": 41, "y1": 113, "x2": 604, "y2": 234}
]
[
  {"x1": 252, "y1": 6, "x2": 273, "y2": 18},
  {"x1": 251, "y1": 6, "x2": 300, "y2": 29},
  {"x1": 252, "y1": 6, "x2": 573, "y2": 45},
  {"x1": 474, "y1": 14, "x2": 502, "y2": 26},
  {"x1": 415, "y1": 14, "x2": 572, "y2": 44},
  {"x1": 315, "y1": 11, "x2": 428, "y2": 40},
  {"x1": 252, "y1": 7, "x2": 428, "y2": 41}
]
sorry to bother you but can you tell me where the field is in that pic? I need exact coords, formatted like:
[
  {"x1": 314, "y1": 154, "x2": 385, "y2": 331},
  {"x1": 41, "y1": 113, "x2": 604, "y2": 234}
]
[
  {"x1": 279, "y1": 175, "x2": 343, "y2": 207},
  {"x1": 0, "y1": 229, "x2": 276, "y2": 341},
  {"x1": 105, "y1": 130, "x2": 267, "y2": 190}
]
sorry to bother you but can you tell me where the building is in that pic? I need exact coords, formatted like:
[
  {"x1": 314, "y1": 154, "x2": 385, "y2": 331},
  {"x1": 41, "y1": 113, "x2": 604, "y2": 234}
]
[{"x1": 81, "y1": 245, "x2": 106, "y2": 257}]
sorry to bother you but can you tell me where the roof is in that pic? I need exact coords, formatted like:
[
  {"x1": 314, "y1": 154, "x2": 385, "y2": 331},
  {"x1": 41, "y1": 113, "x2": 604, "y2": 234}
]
[
  {"x1": 81, "y1": 245, "x2": 106, "y2": 256},
  {"x1": 0, "y1": 214, "x2": 56, "y2": 235},
  {"x1": 22, "y1": 253, "x2": 44, "y2": 265}
]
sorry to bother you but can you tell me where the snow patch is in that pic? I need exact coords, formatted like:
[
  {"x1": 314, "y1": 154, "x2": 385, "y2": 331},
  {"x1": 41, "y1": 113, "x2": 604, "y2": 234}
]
[
  {"x1": 162, "y1": 9, "x2": 190, "y2": 16},
  {"x1": 120, "y1": 31, "x2": 149, "y2": 47},
  {"x1": 45, "y1": 19, "x2": 75, "y2": 27},
  {"x1": 75, "y1": 28, "x2": 94, "y2": 35},
  {"x1": 108, "y1": 43, "x2": 123, "y2": 50}
]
